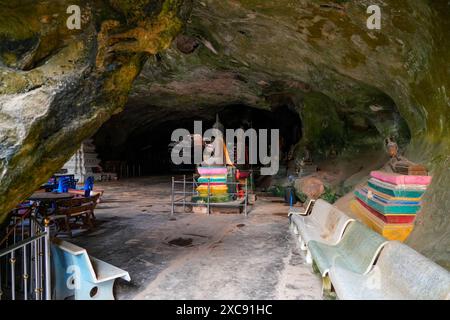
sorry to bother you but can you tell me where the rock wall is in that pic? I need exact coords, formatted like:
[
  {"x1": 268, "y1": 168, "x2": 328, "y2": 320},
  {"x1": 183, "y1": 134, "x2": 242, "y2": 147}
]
[
  {"x1": 0, "y1": 1, "x2": 449, "y2": 266},
  {"x1": 0, "y1": 0, "x2": 186, "y2": 225},
  {"x1": 132, "y1": 0, "x2": 450, "y2": 267}
]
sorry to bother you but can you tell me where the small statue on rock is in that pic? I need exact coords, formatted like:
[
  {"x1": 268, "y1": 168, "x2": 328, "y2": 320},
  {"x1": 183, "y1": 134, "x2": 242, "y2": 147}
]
[
  {"x1": 385, "y1": 137, "x2": 428, "y2": 175},
  {"x1": 385, "y1": 137, "x2": 399, "y2": 160}
]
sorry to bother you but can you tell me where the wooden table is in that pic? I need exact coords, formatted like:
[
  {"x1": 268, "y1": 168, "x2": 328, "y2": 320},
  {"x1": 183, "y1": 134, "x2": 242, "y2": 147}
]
[
  {"x1": 28, "y1": 192, "x2": 74, "y2": 202},
  {"x1": 28, "y1": 192, "x2": 75, "y2": 220},
  {"x1": 23, "y1": 193, "x2": 76, "y2": 240}
]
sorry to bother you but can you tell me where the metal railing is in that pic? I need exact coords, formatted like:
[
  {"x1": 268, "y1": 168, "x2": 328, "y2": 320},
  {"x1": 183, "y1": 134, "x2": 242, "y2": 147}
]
[
  {"x1": 170, "y1": 174, "x2": 252, "y2": 217},
  {"x1": 0, "y1": 207, "x2": 51, "y2": 300}
]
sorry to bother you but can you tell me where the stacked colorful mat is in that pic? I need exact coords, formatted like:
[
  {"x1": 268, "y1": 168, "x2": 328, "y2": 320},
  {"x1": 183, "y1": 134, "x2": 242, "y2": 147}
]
[
  {"x1": 195, "y1": 166, "x2": 230, "y2": 202},
  {"x1": 351, "y1": 171, "x2": 432, "y2": 242}
]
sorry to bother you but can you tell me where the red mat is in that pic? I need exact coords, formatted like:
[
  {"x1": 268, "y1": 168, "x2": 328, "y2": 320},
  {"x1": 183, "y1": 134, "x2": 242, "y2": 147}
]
[{"x1": 356, "y1": 198, "x2": 417, "y2": 224}]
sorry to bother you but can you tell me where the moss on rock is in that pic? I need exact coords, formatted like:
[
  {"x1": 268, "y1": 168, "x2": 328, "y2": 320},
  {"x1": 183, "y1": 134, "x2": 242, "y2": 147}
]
[{"x1": 0, "y1": 0, "x2": 187, "y2": 224}]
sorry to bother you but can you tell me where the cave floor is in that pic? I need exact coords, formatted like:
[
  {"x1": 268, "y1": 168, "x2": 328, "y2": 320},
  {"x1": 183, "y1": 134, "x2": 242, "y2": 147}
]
[{"x1": 69, "y1": 176, "x2": 322, "y2": 300}]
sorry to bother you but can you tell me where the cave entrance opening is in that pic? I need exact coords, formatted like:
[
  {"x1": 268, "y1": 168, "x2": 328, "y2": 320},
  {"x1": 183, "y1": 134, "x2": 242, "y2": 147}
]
[{"x1": 92, "y1": 104, "x2": 302, "y2": 180}]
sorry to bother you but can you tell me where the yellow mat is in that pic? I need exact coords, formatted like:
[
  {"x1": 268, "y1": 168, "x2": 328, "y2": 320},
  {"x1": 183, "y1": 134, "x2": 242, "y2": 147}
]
[
  {"x1": 197, "y1": 185, "x2": 228, "y2": 195},
  {"x1": 350, "y1": 200, "x2": 414, "y2": 242}
]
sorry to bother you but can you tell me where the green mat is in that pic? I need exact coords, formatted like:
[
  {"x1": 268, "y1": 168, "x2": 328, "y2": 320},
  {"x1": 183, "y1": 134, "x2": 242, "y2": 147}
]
[
  {"x1": 355, "y1": 190, "x2": 420, "y2": 214},
  {"x1": 192, "y1": 195, "x2": 232, "y2": 203},
  {"x1": 368, "y1": 181, "x2": 425, "y2": 198}
]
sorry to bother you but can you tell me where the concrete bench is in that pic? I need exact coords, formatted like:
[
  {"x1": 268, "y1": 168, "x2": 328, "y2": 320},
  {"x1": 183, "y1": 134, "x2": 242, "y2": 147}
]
[
  {"x1": 288, "y1": 199, "x2": 316, "y2": 218},
  {"x1": 289, "y1": 199, "x2": 354, "y2": 264},
  {"x1": 330, "y1": 241, "x2": 450, "y2": 300},
  {"x1": 308, "y1": 221, "x2": 388, "y2": 294},
  {"x1": 51, "y1": 239, "x2": 130, "y2": 300}
]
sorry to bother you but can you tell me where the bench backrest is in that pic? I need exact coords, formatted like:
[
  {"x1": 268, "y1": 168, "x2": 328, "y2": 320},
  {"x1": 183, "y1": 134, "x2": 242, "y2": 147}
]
[
  {"x1": 310, "y1": 199, "x2": 331, "y2": 217},
  {"x1": 52, "y1": 239, "x2": 130, "y2": 300},
  {"x1": 377, "y1": 241, "x2": 450, "y2": 299},
  {"x1": 51, "y1": 239, "x2": 100, "y2": 300},
  {"x1": 336, "y1": 221, "x2": 388, "y2": 274},
  {"x1": 310, "y1": 199, "x2": 354, "y2": 244},
  {"x1": 55, "y1": 196, "x2": 97, "y2": 216},
  {"x1": 52, "y1": 239, "x2": 99, "y2": 283}
]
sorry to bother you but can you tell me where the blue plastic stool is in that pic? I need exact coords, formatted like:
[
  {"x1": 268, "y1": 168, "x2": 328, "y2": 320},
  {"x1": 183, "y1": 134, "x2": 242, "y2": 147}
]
[
  {"x1": 84, "y1": 176, "x2": 94, "y2": 197},
  {"x1": 56, "y1": 177, "x2": 71, "y2": 193}
]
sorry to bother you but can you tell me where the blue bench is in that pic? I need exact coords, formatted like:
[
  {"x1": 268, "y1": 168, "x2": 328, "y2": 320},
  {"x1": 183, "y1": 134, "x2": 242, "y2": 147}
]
[{"x1": 51, "y1": 239, "x2": 130, "y2": 300}]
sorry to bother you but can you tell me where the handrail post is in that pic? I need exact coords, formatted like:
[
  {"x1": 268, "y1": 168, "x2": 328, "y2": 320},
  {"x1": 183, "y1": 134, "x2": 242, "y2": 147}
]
[
  {"x1": 10, "y1": 251, "x2": 16, "y2": 300},
  {"x1": 30, "y1": 205, "x2": 40, "y2": 300},
  {"x1": 22, "y1": 218, "x2": 28, "y2": 301},
  {"x1": 244, "y1": 178, "x2": 248, "y2": 217},
  {"x1": 44, "y1": 218, "x2": 51, "y2": 300},
  {"x1": 207, "y1": 178, "x2": 211, "y2": 215}
]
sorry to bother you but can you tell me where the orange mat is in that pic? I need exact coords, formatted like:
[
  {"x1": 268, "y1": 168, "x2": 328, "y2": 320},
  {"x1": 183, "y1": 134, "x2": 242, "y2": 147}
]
[{"x1": 350, "y1": 200, "x2": 414, "y2": 242}]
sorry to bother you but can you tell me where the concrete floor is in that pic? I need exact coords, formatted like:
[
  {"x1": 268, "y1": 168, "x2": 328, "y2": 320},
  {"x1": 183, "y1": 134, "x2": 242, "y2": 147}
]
[{"x1": 70, "y1": 176, "x2": 322, "y2": 300}]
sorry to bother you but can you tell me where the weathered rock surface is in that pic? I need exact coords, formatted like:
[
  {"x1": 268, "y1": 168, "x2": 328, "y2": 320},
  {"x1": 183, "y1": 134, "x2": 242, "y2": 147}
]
[
  {"x1": 120, "y1": 0, "x2": 449, "y2": 267},
  {"x1": 0, "y1": 1, "x2": 449, "y2": 267},
  {"x1": 0, "y1": 0, "x2": 186, "y2": 226}
]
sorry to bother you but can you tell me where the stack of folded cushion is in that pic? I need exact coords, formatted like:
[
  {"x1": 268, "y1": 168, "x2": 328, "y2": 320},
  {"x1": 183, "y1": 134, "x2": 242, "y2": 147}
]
[
  {"x1": 195, "y1": 166, "x2": 230, "y2": 202},
  {"x1": 351, "y1": 171, "x2": 432, "y2": 242},
  {"x1": 235, "y1": 170, "x2": 250, "y2": 198}
]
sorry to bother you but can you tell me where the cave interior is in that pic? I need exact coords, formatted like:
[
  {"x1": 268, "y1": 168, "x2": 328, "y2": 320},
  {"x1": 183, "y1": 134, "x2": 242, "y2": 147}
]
[
  {"x1": 93, "y1": 104, "x2": 303, "y2": 178},
  {"x1": 0, "y1": 0, "x2": 449, "y2": 301}
]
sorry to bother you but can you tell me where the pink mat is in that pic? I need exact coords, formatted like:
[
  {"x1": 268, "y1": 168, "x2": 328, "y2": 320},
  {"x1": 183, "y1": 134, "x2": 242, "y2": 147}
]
[
  {"x1": 198, "y1": 167, "x2": 228, "y2": 175},
  {"x1": 370, "y1": 171, "x2": 432, "y2": 186}
]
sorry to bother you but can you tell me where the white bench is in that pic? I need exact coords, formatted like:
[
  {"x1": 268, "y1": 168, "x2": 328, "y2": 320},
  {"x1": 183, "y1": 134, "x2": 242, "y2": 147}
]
[
  {"x1": 51, "y1": 239, "x2": 130, "y2": 300},
  {"x1": 330, "y1": 241, "x2": 450, "y2": 300},
  {"x1": 288, "y1": 199, "x2": 315, "y2": 218},
  {"x1": 289, "y1": 199, "x2": 354, "y2": 264},
  {"x1": 308, "y1": 221, "x2": 388, "y2": 294}
]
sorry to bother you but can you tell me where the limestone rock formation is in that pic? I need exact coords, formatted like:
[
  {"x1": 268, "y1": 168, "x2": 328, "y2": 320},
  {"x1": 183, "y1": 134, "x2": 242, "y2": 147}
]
[
  {"x1": 0, "y1": 1, "x2": 449, "y2": 267},
  {"x1": 0, "y1": 0, "x2": 186, "y2": 225},
  {"x1": 127, "y1": 0, "x2": 450, "y2": 267}
]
